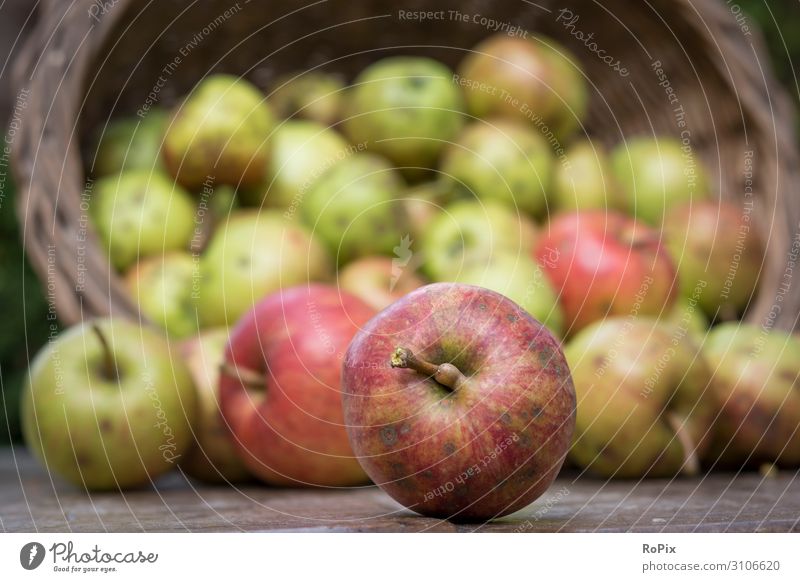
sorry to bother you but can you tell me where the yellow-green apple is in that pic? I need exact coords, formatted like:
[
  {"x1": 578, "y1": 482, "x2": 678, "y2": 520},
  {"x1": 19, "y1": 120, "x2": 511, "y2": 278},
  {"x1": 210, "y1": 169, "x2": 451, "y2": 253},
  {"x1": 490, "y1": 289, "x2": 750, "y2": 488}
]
[
  {"x1": 342, "y1": 282, "x2": 576, "y2": 520},
  {"x1": 552, "y1": 140, "x2": 624, "y2": 212},
  {"x1": 421, "y1": 199, "x2": 538, "y2": 281},
  {"x1": 457, "y1": 34, "x2": 587, "y2": 140},
  {"x1": 301, "y1": 153, "x2": 408, "y2": 264},
  {"x1": 663, "y1": 200, "x2": 763, "y2": 320},
  {"x1": 566, "y1": 318, "x2": 716, "y2": 478},
  {"x1": 93, "y1": 108, "x2": 168, "y2": 177},
  {"x1": 197, "y1": 210, "x2": 331, "y2": 327},
  {"x1": 343, "y1": 57, "x2": 465, "y2": 169},
  {"x1": 245, "y1": 120, "x2": 350, "y2": 207},
  {"x1": 452, "y1": 253, "x2": 564, "y2": 338},
  {"x1": 610, "y1": 137, "x2": 711, "y2": 226},
  {"x1": 661, "y1": 296, "x2": 709, "y2": 344},
  {"x1": 163, "y1": 74, "x2": 275, "y2": 189},
  {"x1": 534, "y1": 211, "x2": 677, "y2": 336},
  {"x1": 269, "y1": 71, "x2": 345, "y2": 126},
  {"x1": 220, "y1": 285, "x2": 374, "y2": 486},
  {"x1": 180, "y1": 328, "x2": 250, "y2": 483},
  {"x1": 125, "y1": 252, "x2": 198, "y2": 339},
  {"x1": 703, "y1": 323, "x2": 800, "y2": 468},
  {"x1": 440, "y1": 119, "x2": 553, "y2": 218},
  {"x1": 91, "y1": 171, "x2": 195, "y2": 271},
  {"x1": 21, "y1": 319, "x2": 197, "y2": 490},
  {"x1": 339, "y1": 256, "x2": 425, "y2": 312}
]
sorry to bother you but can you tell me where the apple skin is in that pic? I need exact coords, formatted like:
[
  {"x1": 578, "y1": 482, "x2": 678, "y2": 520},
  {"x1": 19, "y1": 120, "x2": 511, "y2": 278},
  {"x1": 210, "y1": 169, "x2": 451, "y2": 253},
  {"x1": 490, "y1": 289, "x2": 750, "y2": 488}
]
[
  {"x1": 565, "y1": 318, "x2": 716, "y2": 478},
  {"x1": 339, "y1": 256, "x2": 426, "y2": 312},
  {"x1": 21, "y1": 319, "x2": 197, "y2": 490},
  {"x1": 269, "y1": 71, "x2": 345, "y2": 126},
  {"x1": 440, "y1": 119, "x2": 553, "y2": 218},
  {"x1": 702, "y1": 323, "x2": 800, "y2": 468},
  {"x1": 342, "y1": 283, "x2": 576, "y2": 521},
  {"x1": 245, "y1": 120, "x2": 350, "y2": 207},
  {"x1": 552, "y1": 140, "x2": 624, "y2": 212},
  {"x1": 534, "y1": 211, "x2": 678, "y2": 335},
  {"x1": 91, "y1": 171, "x2": 196, "y2": 271},
  {"x1": 343, "y1": 57, "x2": 465, "y2": 169},
  {"x1": 197, "y1": 210, "x2": 332, "y2": 327},
  {"x1": 421, "y1": 199, "x2": 538, "y2": 282},
  {"x1": 610, "y1": 137, "x2": 711, "y2": 226},
  {"x1": 663, "y1": 201, "x2": 763, "y2": 319},
  {"x1": 125, "y1": 252, "x2": 198, "y2": 339},
  {"x1": 163, "y1": 74, "x2": 275, "y2": 190},
  {"x1": 180, "y1": 328, "x2": 251, "y2": 483},
  {"x1": 93, "y1": 108, "x2": 168, "y2": 177},
  {"x1": 220, "y1": 285, "x2": 374, "y2": 486}
]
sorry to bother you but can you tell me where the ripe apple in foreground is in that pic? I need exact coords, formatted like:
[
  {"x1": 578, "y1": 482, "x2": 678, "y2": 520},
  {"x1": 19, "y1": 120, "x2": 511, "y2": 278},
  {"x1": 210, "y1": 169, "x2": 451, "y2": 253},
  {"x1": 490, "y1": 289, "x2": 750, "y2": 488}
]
[
  {"x1": 535, "y1": 211, "x2": 677, "y2": 335},
  {"x1": 220, "y1": 285, "x2": 374, "y2": 486},
  {"x1": 180, "y1": 328, "x2": 250, "y2": 483},
  {"x1": 342, "y1": 283, "x2": 576, "y2": 521},
  {"x1": 339, "y1": 256, "x2": 426, "y2": 312},
  {"x1": 21, "y1": 319, "x2": 197, "y2": 490}
]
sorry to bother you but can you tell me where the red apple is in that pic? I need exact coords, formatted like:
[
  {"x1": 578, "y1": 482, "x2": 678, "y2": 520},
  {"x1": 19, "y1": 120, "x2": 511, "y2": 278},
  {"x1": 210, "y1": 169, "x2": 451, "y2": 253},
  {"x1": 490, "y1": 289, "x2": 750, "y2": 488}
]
[
  {"x1": 338, "y1": 256, "x2": 426, "y2": 312},
  {"x1": 220, "y1": 285, "x2": 374, "y2": 486},
  {"x1": 535, "y1": 211, "x2": 677, "y2": 335},
  {"x1": 342, "y1": 283, "x2": 576, "y2": 521}
]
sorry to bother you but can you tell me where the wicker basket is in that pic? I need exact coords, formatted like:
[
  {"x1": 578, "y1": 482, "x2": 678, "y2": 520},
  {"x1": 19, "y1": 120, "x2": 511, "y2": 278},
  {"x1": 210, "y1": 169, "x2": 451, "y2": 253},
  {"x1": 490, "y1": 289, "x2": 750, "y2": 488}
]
[{"x1": 11, "y1": 0, "x2": 800, "y2": 330}]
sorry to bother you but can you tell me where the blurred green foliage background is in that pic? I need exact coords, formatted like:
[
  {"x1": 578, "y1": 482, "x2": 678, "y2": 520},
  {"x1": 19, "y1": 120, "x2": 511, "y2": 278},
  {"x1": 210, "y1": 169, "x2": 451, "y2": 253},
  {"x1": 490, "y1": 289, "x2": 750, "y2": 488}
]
[{"x1": 0, "y1": 1, "x2": 798, "y2": 443}]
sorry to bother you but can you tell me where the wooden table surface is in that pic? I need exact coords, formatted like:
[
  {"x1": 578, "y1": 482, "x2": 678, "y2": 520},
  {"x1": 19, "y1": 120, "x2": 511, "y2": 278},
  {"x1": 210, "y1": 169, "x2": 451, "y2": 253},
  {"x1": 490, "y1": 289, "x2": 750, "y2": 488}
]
[{"x1": 2, "y1": 447, "x2": 798, "y2": 533}]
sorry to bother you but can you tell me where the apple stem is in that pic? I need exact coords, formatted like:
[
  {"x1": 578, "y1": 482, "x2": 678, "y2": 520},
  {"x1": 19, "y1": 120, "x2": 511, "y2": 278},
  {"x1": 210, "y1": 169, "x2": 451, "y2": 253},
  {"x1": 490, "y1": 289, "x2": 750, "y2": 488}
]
[
  {"x1": 390, "y1": 347, "x2": 467, "y2": 392},
  {"x1": 219, "y1": 362, "x2": 264, "y2": 391},
  {"x1": 665, "y1": 412, "x2": 700, "y2": 476},
  {"x1": 91, "y1": 323, "x2": 118, "y2": 382}
]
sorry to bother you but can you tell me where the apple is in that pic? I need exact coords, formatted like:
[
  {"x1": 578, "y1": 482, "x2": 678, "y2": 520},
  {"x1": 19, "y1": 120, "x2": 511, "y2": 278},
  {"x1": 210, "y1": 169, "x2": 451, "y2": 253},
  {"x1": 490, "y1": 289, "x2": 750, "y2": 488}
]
[
  {"x1": 92, "y1": 108, "x2": 168, "y2": 177},
  {"x1": 125, "y1": 252, "x2": 198, "y2": 339},
  {"x1": 534, "y1": 211, "x2": 677, "y2": 335},
  {"x1": 440, "y1": 119, "x2": 553, "y2": 218},
  {"x1": 702, "y1": 323, "x2": 800, "y2": 468},
  {"x1": 21, "y1": 319, "x2": 197, "y2": 490},
  {"x1": 180, "y1": 328, "x2": 250, "y2": 483},
  {"x1": 339, "y1": 256, "x2": 426, "y2": 312},
  {"x1": 457, "y1": 34, "x2": 587, "y2": 140},
  {"x1": 301, "y1": 153, "x2": 408, "y2": 264},
  {"x1": 452, "y1": 253, "x2": 564, "y2": 338},
  {"x1": 220, "y1": 284, "x2": 374, "y2": 486},
  {"x1": 610, "y1": 137, "x2": 711, "y2": 226},
  {"x1": 342, "y1": 57, "x2": 465, "y2": 168},
  {"x1": 163, "y1": 74, "x2": 275, "y2": 189},
  {"x1": 244, "y1": 120, "x2": 350, "y2": 207},
  {"x1": 197, "y1": 210, "x2": 332, "y2": 327},
  {"x1": 342, "y1": 282, "x2": 576, "y2": 520},
  {"x1": 421, "y1": 199, "x2": 538, "y2": 281},
  {"x1": 402, "y1": 180, "x2": 456, "y2": 240},
  {"x1": 91, "y1": 171, "x2": 196, "y2": 271},
  {"x1": 565, "y1": 317, "x2": 716, "y2": 478},
  {"x1": 663, "y1": 200, "x2": 763, "y2": 319},
  {"x1": 552, "y1": 140, "x2": 624, "y2": 212},
  {"x1": 269, "y1": 71, "x2": 345, "y2": 126},
  {"x1": 661, "y1": 296, "x2": 709, "y2": 344}
]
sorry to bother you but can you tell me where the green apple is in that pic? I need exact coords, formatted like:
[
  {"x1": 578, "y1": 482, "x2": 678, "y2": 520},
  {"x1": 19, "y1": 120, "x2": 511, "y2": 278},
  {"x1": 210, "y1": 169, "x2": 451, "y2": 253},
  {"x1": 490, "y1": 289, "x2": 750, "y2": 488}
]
[
  {"x1": 343, "y1": 57, "x2": 465, "y2": 168},
  {"x1": 610, "y1": 137, "x2": 711, "y2": 226},
  {"x1": 197, "y1": 210, "x2": 332, "y2": 326},
  {"x1": 440, "y1": 119, "x2": 553, "y2": 218},
  {"x1": 125, "y1": 252, "x2": 198, "y2": 339},
  {"x1": 452, "y1": 253, "x2": 564, "y2": 337},
  {"x1": 420, "y1": 199, "x2": 538, "y2": 281},
  {"x1": 301, "y1": 153, "x2": 407, "y2": 264},
  {"x1": 338, "y1": 256, "x2": 426, "y2": 312},
  {"x1": 245, "y1": 120, "x2": 350, "y2": 207},
  {"x1": 93, "y1": 108, "x2": 168, "y2": 177},
  {"x1": 21, "y1": 319, "x2": 197, "y2": 490},
  {"x1": 91, "y1": 171, "x2": 196, "y2": 271},
  {"x1": 661, "y1": 296, "x2": 709, "y2": 344},
  {"x1": 163, "y1": 74, "x2": 275, "y2": 189},
  {"x1": 180, "y1": 328, "x2": 250, "y2": 483},
  {"x1": 552, "y1": 140, "x2": 624, "y2": 212},
  {"x1": 269, "y1": 71, "x2": 345, "y2": 126}
]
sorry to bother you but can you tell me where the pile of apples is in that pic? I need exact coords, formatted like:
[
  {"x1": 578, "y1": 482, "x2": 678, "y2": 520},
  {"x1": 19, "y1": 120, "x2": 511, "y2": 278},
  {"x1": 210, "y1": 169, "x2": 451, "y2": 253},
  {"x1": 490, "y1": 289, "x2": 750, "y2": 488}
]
[{"x1": 21, "y1": 31, "x2": 800, "y2": 520}]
